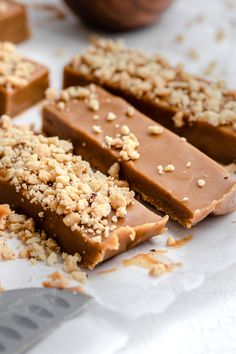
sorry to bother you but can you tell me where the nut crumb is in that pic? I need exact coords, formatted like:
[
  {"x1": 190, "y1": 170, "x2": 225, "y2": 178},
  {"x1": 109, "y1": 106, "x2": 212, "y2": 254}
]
[
  {"x1": 148, "y1": 125, "x2": 164, "y2": 135},
  {"x1": 106, "y1": 112, "x2": 116, "y2": 121},
  {"x1": 166, "y1": 235, "x2": 176, "y2": 246},
  {"x1": 197, "y1": 178, "x2": 206, "y2": 187},
  {"x1": 92, "y1": 125, "x2": 102, "y2": 134},
  {"x1": 215, "y1": 29, "x2": 226, "y2": 42},
  {"x1": 108, "y1": 162, "x2": 120, "y2": 178},
  {"x1": 164, "y1": 164, "x2": 175, "y2": 172}
]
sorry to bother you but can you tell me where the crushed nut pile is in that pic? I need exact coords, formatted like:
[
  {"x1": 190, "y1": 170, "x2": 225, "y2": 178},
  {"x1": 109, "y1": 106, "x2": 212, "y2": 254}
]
[
  {"x1": 0, "y1": 205, "x2": 87, "y2": 289},
  {"x1": 71, "y1": 38, "x2": 236, "y2": 129},
  {"x1": 46, "y1": 85, "x2": 141, "y2": 162},
  {"x1": 0, "y1": 116, "x2": 135, "y2": 241},
  {"x1": 0, "y1": 42, "x2": 37, "y2": 90}
]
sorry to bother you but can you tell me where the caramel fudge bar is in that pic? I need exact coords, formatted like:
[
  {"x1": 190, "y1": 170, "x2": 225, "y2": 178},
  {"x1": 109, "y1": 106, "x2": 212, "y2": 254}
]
[
  {"x1": 43, "y1": 85, "x2": 236, "y2": 228},
  {"x1": 63, "y1": 39, "x2": 236, "y2": 164},
  {"x1": 0, "y1": 116, "x2": 167, "y2": 269},
  {"x1": 0, "y1": 42, "x2": 49, "y2": 116},
  {"x1": 0, "y1": 1, "x2": 30, "y2": 43}
]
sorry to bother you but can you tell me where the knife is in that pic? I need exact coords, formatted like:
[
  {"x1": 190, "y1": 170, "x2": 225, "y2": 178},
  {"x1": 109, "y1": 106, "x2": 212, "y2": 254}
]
[{"x1": 0, "y1": 288, "x2": 91, "y2": 354}]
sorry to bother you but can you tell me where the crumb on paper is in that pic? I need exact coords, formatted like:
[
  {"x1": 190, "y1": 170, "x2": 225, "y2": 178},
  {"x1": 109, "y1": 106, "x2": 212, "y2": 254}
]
[
  {"x1": 0, "y1": 238, "x2": 15, "y2": 260},
  {"x1": 175, "y1": 34, "x2": 185, "y2": 44},
  {"x1": 186, "y1": 48, "x2": 199, "y2": 60},
  {"x1": 166, "y1": 234, "x2": 193, "y2": 248},
  {"x1": 42, "y1": 271, "x2": 70, "y2": 289},
  {"x1": 123, "y1": 251, "x2": 181, "y2": 277},
  {"x1": 0, "y1": 205, "x2": 88, "y2": 289},
  {"x1": 203, "y1": 61, "x2": 218, "y2": 77},
  {"x1": 215, "y1": 29, "x2": 226, "y2": 42},
  {"x1": 97, "y1": 267, "x2": 117, "y2": 275}
]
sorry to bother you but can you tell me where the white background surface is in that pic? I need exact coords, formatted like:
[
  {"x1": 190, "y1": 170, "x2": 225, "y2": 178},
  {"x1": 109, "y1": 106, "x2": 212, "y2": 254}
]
[{"x1": 2, "y1": 0, "x2": 236, "y2": 353}]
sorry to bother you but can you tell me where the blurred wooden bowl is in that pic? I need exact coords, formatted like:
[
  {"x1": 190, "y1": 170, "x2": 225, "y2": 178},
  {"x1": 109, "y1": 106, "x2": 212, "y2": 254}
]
[{"x1": 63, "y1": 0, "x2": 174, "y2": 31}]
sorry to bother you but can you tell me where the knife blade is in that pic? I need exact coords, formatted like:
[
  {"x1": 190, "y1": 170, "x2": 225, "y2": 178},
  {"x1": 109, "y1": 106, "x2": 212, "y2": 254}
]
[{"x1": 0, "y1": 288, "x2": 91, "y2": 354}]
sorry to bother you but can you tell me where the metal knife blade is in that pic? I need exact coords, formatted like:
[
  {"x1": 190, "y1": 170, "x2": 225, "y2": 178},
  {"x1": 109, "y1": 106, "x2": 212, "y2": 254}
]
[{"x1": 0, "y1": 288, "x2": 91, "y2": 354}]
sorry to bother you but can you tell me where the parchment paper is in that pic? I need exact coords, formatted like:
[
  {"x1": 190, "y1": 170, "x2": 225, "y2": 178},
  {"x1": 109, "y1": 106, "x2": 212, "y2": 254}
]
[{"x1": 1, "y1": 0, "x2": 236, "y2": 353}]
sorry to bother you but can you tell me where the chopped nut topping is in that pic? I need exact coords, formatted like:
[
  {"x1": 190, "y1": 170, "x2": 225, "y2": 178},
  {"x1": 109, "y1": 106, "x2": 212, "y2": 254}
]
[
  {"x1": 0, "y1": 117, "x2": 135, "y2": 238},
  {"x1": 0, "y1": 42, "x2": 38, "y2": 90},
  {"x1": 92, "y1": 125, "x2": 102, "y2": 134},
  {"x1": 182, "y1": 197, "x2": 189, "y2": 202},
  {"x1": 0, "y1": 205, "x2": 87, "y2": 285},
  {"x1": 164, "y1": 164, "x2": 175, "y2": 172},
  {"x1": 126, "y1": 106, "x2": 135, "y2": 117},
  {"x1": 120, "y1": 125, "x2": 130, "y2": 135},
  {"x1": 106, "y1": 112, "x2": 116, "y2": 121},
  {"x1": 88, "y1": 97, "x2": 100, "y2": 111},
  {"x1": 186, "y1": 161, "x2": 191, "y2": 168},
  {"x1": 148, "y1": 125, "x2": 164, "y2": 135},
  {"x1": 197, "y1": 178, "x2": 206, "y2": 187},
  {"x1": 157, "y1": 165, "x2": 164, "y2": 175},
  {"x1": 105, "y1": 126, "x2": 140, "y2": 161},
  {"x1": 71, "y1": 38, "x2": 236, "y2": 129},
  {"x1": 108, "y1": 162, "x2": 120, "y2": 179}
]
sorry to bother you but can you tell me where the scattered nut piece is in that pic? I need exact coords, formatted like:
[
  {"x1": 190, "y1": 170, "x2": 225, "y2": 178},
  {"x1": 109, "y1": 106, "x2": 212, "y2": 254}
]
[
  {"x1": 92, "y1": 125, "x2": 102, "y2": 134},
  {"x1": 106, "y1": 112, "x2": 117, "y2": 121},
  {"x1": 197, "y1": 178, "x2": 206, "y2": 187},
  {"x1": 215, "y1": 29, "x2": 226, "y2": 42},
  {"x1": 148, "y1": 125, "x2": 164, "y2": 135},
  {"x1": 126, "y1": 106, "x2": 135, "y2": 117},
  {"x1": 164, "y1": 164, "x2": 175, "y2": 172},
  {"x1": 108, "y1": 162, "x2": 120, "y2": 179},
  {"x1": 166, "y1": 235, "x2": 176, "y2": 246}
]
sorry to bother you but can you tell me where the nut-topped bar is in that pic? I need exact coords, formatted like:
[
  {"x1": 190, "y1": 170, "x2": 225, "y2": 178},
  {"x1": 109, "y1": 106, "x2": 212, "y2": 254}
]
[
  {"x1": 0, "y1": 1, "x2": 30, "y2": 43},
  {"x1": 0, "y1": 116, "x2": 167, "y2": 269},
  {"x1": 63, "y1": 38, "x2": 236, "y2": 164},
  {"x1": 0, "y1": 42, "x2": 49, "y2": 116},
  {"x1": 43, "y1": 85, "x2": 236, "y2": 228}
]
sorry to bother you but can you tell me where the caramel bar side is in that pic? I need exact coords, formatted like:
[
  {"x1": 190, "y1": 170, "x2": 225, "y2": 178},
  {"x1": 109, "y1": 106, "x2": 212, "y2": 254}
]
[
  {"x1": 0, "y1": 42, "x2": 49, "y2": 116},
  {"x1": 0, "y1": 117, "x2": 167, "y2": 269},
  {"x1": 0, "y1": 1, "x2": 30, "y2": 43},
  {"x1": 63, "y1": 39, "x2": 236, "y2": 164},
  {"x1": 43, "y1": 85, "x2": 236, "y2": 228}
]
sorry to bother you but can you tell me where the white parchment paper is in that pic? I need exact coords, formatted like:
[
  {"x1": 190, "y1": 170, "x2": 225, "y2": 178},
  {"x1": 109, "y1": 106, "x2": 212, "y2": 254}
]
[{"x1": 1, "y1": 0, "x2": 236, "y2": 353}]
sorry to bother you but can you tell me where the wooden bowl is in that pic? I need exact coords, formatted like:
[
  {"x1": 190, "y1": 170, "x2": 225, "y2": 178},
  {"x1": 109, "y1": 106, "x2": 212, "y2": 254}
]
[{"x1": 63, "y1": 0, "x2": 174, "y2": 31}]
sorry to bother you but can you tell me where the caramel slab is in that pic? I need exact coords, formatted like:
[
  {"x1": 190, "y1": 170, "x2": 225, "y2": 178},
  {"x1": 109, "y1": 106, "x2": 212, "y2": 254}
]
[
  {"x1": 0, "y1": 1, "x2": 30, "y2": 43},
  {"x1": 0, "y1": 42, "x2": 49, "y2": 117},
  {"x1": 43, "y1": 85, "x2": 236, "y2": 228},
  {"x1": 0, "y1": 118, "x2": 167, "y2": 269},
  {"x1": 63, "y1": 39, "x2": 236, "y2": 164}
]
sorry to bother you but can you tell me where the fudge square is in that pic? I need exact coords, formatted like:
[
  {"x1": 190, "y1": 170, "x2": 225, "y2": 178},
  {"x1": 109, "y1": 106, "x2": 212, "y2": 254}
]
[
  {"x1": 0, "y1": 0, "x2": 30, "y2": 43},
  {"x1": 0, "y1": 42, "x2": 49, "y2": 117}
]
